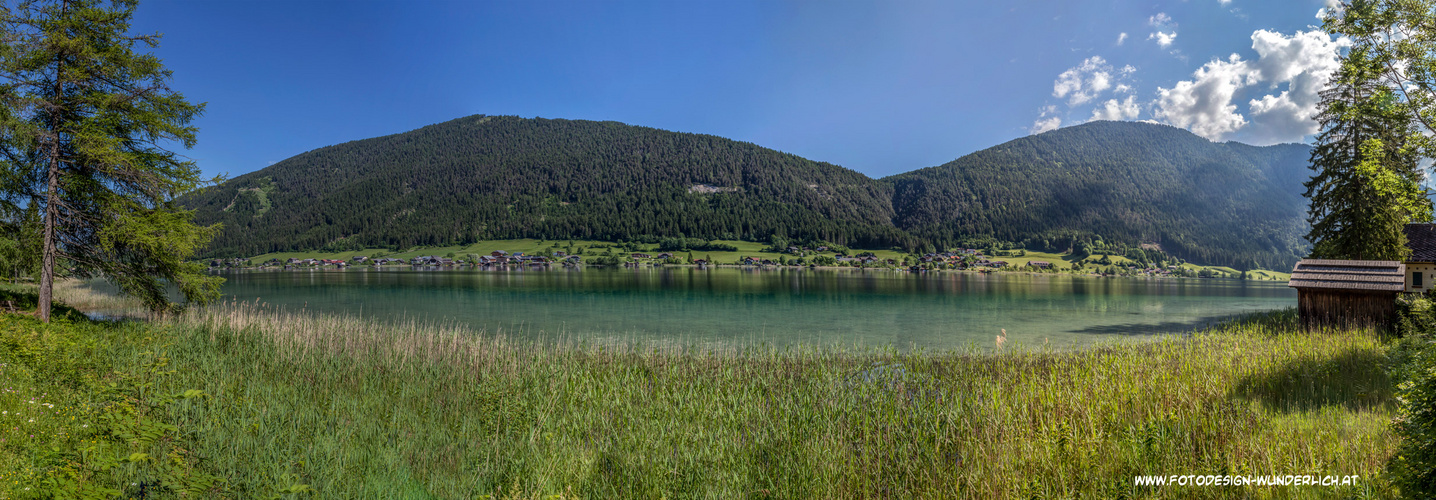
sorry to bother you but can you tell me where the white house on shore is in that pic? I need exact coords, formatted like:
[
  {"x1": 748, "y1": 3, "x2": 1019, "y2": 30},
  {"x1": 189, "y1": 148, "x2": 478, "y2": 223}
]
[{"x1": 1405, "y1": 223, "x2": 1436, "y2": 292}]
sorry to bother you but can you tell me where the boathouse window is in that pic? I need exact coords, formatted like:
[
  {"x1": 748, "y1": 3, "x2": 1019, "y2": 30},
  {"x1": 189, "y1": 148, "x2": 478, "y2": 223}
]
[{"x1": 1418, "y1": 272, "x2": 1425, "y2": 288}]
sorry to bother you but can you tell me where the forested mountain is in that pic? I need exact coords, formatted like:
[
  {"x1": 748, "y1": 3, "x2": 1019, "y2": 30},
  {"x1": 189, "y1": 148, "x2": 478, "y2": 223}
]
[
  {"x1": 886, "y1": 121, "x2": 1311, "y2": 270},
  {"x1": 180, "y1": 115, "x2": 912, "y2": 256},
  {"x1": 181, "y1": 116, "x2": 1314, "y2": 269}
]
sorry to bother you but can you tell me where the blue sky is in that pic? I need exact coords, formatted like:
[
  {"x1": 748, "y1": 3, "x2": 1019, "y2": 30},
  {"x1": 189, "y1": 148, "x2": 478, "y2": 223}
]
[{"x1": 131, "y1": 0, "x2": 1340, "y2": 180}]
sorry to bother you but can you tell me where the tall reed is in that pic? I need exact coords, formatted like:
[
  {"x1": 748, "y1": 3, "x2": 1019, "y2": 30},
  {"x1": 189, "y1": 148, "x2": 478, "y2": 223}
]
[{"x1": 124, "y1": 303, "x2": 1398, "y2": 498}]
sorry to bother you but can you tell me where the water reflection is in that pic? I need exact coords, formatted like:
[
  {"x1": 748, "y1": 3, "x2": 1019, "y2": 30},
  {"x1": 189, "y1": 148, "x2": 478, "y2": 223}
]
[{"x1": 204, "y1": 267, "x2": 1295, "y2": 350}]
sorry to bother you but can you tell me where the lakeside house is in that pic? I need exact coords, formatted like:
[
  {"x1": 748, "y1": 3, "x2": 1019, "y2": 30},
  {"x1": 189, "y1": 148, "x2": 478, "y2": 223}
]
[
  {"x1": 1290, "y1": 223, "x2": 1436, "y2": 329},
  {"x1": 1405, "y1": 223, "x2": 1436, "y2": 292},
  {"x1": 1288, "y1": 259, "x2": 1404, "y2": 330},
  {"x1": 1027, "y1": 261, "x2": 1052, "y2": 269}
]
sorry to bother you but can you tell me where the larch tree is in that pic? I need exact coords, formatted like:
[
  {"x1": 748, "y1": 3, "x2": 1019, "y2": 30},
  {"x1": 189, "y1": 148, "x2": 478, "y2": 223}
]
[
  {"x1": 1305, "y1": 45, "x2": 1432, "y2": 261},
  {"x1": 0, "y1": 0, "x2": 222, "y2": 321}
]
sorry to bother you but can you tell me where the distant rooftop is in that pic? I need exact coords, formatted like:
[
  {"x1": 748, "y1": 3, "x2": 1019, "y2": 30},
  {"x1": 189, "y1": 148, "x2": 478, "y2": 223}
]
[
  {"x1": 1407, "y1": 223, "x2": 1436, "y2": 262},
  {"x1": 1287, "y1": 259, "x2": 1405, "y2": 292}
]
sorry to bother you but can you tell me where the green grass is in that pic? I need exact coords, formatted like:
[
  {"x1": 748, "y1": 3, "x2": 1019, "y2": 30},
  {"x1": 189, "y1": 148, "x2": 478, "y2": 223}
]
[
  {"x1": 243, "y1": 239, "x2": 909, "y2": 267},
  {"x1": 237, "y1": 239, "x2": 1291, "y2": 279},
  {"x1": 1, "y1": 284, "x2": 1395, "y2": 498}
]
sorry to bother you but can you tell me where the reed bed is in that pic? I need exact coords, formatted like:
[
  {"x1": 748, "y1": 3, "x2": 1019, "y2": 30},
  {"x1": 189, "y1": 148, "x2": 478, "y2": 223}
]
[
  {"x1": 50, "y1": 279, "x2": 148, "y2": 318},
  {"x1": 122, "y1": 302, "x2": 1398, "y2": 498}
]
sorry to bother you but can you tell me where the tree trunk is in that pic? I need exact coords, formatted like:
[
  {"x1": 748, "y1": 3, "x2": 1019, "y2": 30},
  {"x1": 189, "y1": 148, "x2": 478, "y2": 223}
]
[
  {"x1": 38, "y1": 42, "x2": 63, "y2": 323},
  {"x1": 37, "y1": 158, "x2": 57, "y2": 322}
]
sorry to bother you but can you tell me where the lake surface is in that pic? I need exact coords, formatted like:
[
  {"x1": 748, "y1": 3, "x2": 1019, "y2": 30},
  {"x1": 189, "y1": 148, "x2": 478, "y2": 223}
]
[{"x1": 203, "y1": 267, "x2": 1296, "y2": 350}]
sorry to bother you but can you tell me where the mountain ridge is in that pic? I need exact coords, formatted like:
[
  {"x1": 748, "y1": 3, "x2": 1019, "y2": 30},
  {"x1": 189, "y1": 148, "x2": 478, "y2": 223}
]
[{"x1": 180, "y1": 115, "x2": 1312, "y2": 269}]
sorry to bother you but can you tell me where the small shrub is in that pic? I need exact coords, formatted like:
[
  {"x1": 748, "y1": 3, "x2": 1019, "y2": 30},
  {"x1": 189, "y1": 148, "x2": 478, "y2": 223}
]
[{"x1": 1391, "y1": 334, "x2": 1436, "y2": 496}]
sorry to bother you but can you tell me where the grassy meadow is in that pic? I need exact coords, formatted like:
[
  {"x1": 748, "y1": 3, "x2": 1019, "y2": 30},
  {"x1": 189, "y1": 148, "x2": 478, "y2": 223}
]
[
  {"x1": 242, "y1": 239, "x2": 914, "y2": 266},
  {"x1": 0, "y1": 281, "x2": 1400, "y2": 498},
  {"x1": 237, "y1": 238, "x2": 1294, "y2": 281}
]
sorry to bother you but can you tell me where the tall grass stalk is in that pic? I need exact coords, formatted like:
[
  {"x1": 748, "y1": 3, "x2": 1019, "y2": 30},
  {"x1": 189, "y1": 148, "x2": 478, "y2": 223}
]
[
  {"x1": 126, "y1": 303, "x2": 1397, "y2": 498},
  {"x1": 49, "y1": 279, "x2": 148, "y2": 318}
]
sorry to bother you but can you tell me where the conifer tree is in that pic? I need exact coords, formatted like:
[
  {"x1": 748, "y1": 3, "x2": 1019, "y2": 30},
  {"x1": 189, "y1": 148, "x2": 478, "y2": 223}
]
[
  {"x1": 1304, "y1": 45, "x2": 1433, "y2": 261},
  {"x1": 0, "y1": 0, "x2": 222, "y2": 321}
]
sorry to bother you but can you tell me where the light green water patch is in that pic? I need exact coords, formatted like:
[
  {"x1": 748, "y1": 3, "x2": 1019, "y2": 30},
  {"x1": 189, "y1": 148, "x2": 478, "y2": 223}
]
[{"x1": 208, "y1": 267, "x2": 1296, "y2": 350}]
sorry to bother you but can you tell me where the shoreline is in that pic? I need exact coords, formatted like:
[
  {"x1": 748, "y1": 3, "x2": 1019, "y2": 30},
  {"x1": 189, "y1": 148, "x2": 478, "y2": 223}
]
[{"x1": 205, "y1": 262, "x2": 1285, "y2": 282}]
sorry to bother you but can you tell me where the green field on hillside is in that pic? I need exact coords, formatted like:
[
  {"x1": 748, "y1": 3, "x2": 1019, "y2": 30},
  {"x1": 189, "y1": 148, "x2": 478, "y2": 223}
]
[
  {"x1": 237, "y1": 239, "x2": 1294, "y2": 280},
  {"x1": 243, "y1": 239, "x2": 909, "y2": 266}
]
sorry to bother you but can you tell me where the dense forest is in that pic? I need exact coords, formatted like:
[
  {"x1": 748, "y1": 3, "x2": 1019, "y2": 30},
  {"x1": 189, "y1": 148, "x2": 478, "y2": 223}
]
[
  {"x1": 887, "y1": 121, "x2": 1311, "y2": 270},
  {"x1": 181, "y1": 116, "x2": 912, "y2": 256},
  {"x1": 180, "y1": 116, "x2": 1313, "y2": 269}
]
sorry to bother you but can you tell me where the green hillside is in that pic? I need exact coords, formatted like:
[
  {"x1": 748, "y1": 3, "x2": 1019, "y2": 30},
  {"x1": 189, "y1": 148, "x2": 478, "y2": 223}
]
[
  {"x1": 886, "y1": 121, "x2": 1310, "y2": 269},
  {"x1": 182, "y1": 115, "x2": 913, "y2": 257},
  {"x1": 182, "y1": 117, "x2": 1314, "y2": 269}
]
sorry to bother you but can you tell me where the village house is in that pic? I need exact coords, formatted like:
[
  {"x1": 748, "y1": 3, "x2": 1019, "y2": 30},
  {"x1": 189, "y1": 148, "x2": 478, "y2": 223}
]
[
  {"x1": 1028, "y1": 261, "x2": 1052, "y2": 269},
  {"x1": 631, "y1": 253, "x2": 651, "y2": 259},
  {"x1": 411, "y1": 256, "x2": 443, "y2": 266},
  {"x1": 1405, "y1": 223, "x2": 1436, "y2": 292}
]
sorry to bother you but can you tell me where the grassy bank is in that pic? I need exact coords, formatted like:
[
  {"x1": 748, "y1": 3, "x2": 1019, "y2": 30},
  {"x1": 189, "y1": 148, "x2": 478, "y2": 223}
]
[
  {"x1": 235, "y1": 238, "x2": 1292, "y2": 280},
  {"x1": 0, "y1": 286, "x2": 1398, "y2": 497}
]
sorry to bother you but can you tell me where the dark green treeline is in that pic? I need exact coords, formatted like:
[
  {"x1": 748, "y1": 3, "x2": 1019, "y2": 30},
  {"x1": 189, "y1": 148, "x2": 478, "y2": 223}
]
[{"x1": 182, "y1": 116, "x2": 1311, "y2": 270}]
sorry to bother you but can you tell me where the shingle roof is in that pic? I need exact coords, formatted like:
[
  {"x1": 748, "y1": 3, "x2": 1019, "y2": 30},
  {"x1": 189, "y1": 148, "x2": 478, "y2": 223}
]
[
  {"x1": 1407, "y1": 223, "x2": 1436, "y2": 262},
  {"x1": 1288, "y1": 259, "x2": 1405, "y2": 292}
]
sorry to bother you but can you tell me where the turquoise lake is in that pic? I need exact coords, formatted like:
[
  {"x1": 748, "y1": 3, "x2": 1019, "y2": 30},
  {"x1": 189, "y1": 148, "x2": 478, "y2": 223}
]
[{"x1": 199, "y1": 267, "x2": 1297, "y2": 350}]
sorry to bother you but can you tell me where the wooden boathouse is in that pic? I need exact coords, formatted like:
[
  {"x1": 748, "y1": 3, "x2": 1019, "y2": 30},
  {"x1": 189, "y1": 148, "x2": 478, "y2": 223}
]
[{"x1": 1288, "y1": 259, "x2": 1405, "y2": 330}]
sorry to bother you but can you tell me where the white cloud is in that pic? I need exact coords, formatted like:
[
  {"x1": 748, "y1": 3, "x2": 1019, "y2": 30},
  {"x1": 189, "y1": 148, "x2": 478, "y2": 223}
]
[
  {"x1": 1148, "y1": 12, "x2": 1178, "y2": 48},
  {"x1": 1317, "y1": 0, "x2": 1344, "y2": 20},
  {"x1": 1244, "y1": 30, "x2": 1349, "y2": 144},
  {"x1": 1151, "y1": 29, "x2": 1349, "y2": 144},
  {"x1": 1153, "y1": 54, "x2": 1256, "y2": 140},
  {"x1": 1219, "y1": 0, "x2": 1232, "y2": 4},
  {"x1": 1248, "y1": 29, "x2": 1344, "y2": 84},
  {"x1": 1092, "y1": 95, "x2": 1142, "y2": 121},
  {"x1": 1030, "y1": 105, "x2": 1062, "y2": 134},
  {"x1": 1149, "y1": 31, "x2": 1178, "y2": 47},
  {"x1": 1030, "y1": 116, "x2": 1062, "y2": 134},
  {"x1": 1117, "y1": 32, "x2": 1128, "y2": 45},
  {"x1": 1052, "y1": 56, "x2": 1121, "y2": 105},
  {"x1": 1038, "y1": 60, "x2": 1141, "y2": 128}
]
